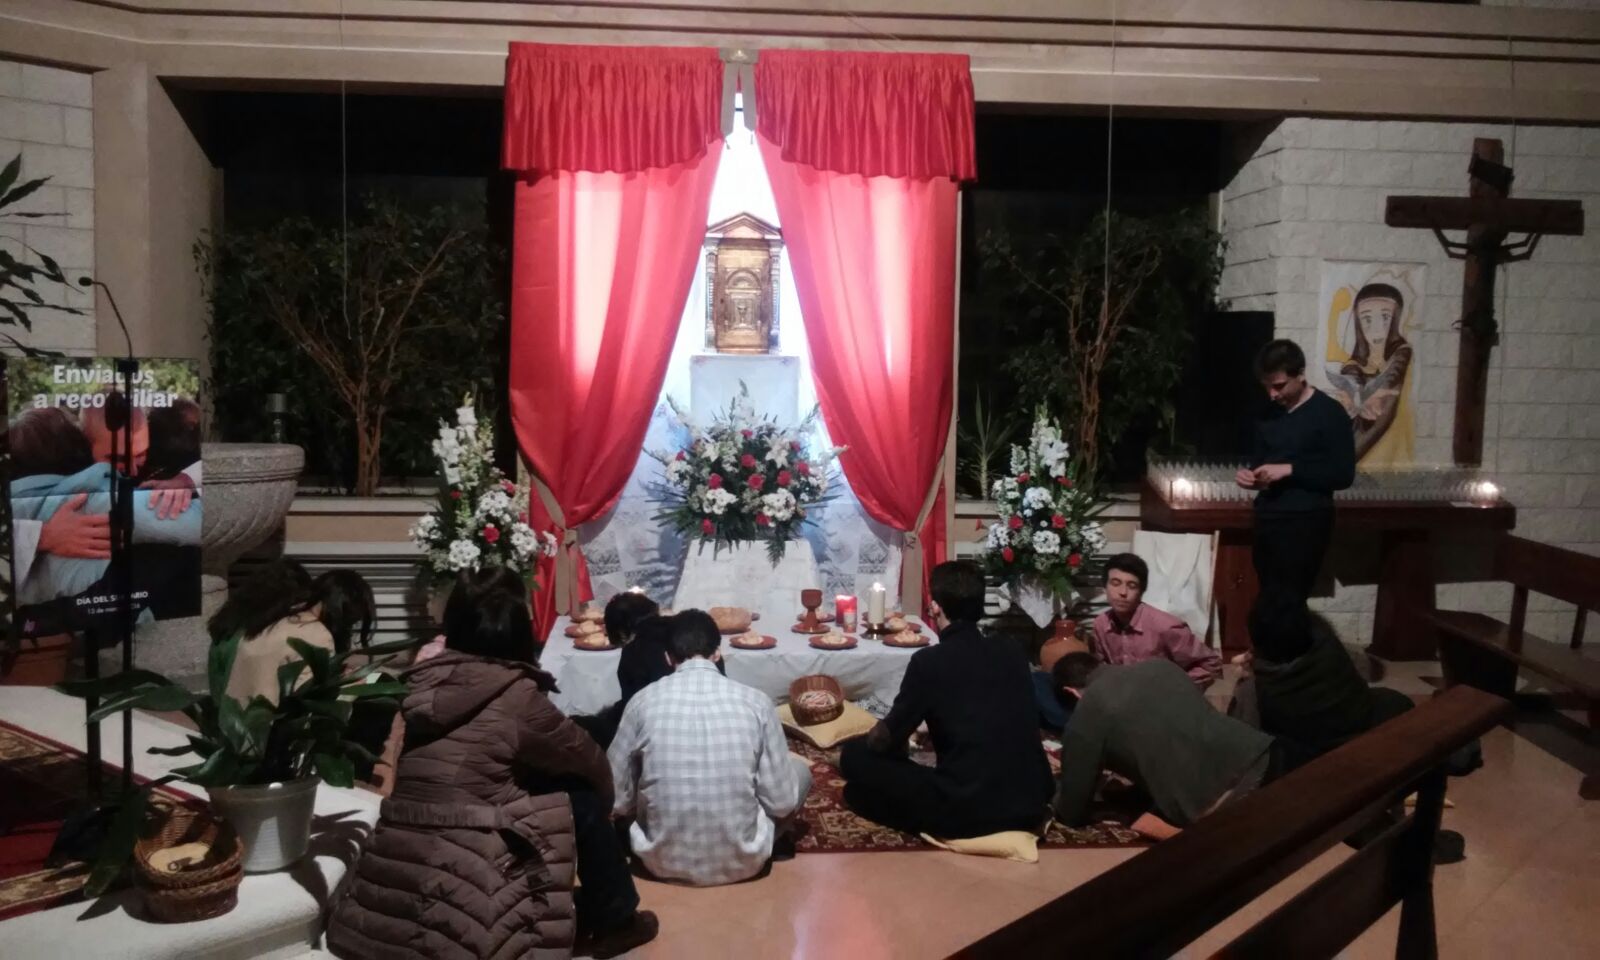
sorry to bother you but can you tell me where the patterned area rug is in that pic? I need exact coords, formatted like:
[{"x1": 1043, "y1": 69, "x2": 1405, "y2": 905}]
[
  {"x1": 785, "y1": 735, "x2": 1148, "y2": 853},
  {"x1": 0, "y1": 719, "x2": 198, "y2": 921}
]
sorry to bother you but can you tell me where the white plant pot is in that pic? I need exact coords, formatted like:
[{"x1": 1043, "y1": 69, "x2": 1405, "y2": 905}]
[{"x1": 208, "y1": 778, "x2": 319, "y2": 873}]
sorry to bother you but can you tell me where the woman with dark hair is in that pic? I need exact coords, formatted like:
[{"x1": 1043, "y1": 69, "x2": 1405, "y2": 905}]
[
  {"x1": 1329, "y1": 282, "x2": 1414, "y2": 462},
  {"x1": 212, "y1": 560, "x2": 378, "y2": 703},
  {"x1": 327, "y1": 567, "x2": 659, "y2": 960}
]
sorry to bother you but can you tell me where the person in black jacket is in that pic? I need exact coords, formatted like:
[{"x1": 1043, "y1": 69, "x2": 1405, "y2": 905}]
[
  {"x1": 1235, "y1": 339, "x2": 1357, "y2": 605},
  {"x1": 839, "y1": 561, "x2": 1054, "y2": 839}
]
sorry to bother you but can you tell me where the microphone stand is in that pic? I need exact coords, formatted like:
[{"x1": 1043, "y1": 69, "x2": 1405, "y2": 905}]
[
  {"x1": 47, "y1": 277, "x2": 138, "y2": 866},
  {"x1": 80, "y1": 277, "x2": 138, "y2": 795}
]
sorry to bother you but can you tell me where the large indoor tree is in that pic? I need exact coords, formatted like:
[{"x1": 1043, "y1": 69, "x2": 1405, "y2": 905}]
[
  {"x1": 198, "y1": 198, "x2": 502, "y2": 495},
  {"x1": 976, "y1": 209, "x2": 1223, "y2": 483}
]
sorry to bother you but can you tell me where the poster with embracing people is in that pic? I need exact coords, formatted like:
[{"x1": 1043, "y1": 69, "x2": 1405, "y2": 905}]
[{"x1": 4, "y1": 357, "x2": 203, "y2": 640}]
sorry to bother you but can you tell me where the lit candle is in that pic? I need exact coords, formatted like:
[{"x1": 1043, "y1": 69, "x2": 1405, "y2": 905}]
[
  {"x1": 1474, "y1": 480, "x2": 1499, "y2": 503},
  {"x1": 1172, "y1": 477, "x2": 1194, "y2": 503},
  {"x1": 868, "y1": 582, "x2": 887, "y2": 626},
  {"x1": 835, "y1": 595, "x2": 858, "y2": 632},
  {"x1": 626, "y1": 585, "x2": 645, "y2": 595}
]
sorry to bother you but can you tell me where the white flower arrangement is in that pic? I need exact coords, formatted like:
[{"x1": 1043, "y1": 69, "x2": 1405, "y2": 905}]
[
  {"x1": 412, "y1": 393, "x2": 557, "y2": 583},
  {"x1": 980, "y1": 410, "x2": 1105, "y2": 607},
  {"x1": 650, "y1": 384, "x2": 843, "y2": 564}
]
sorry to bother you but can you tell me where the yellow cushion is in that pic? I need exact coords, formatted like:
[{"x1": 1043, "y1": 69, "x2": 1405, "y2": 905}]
[
  {"x1": 778, "y1": 700, "x2": 877, "y2": 748},
  {"x1": 921, "y1": 831, "x2": 1040, "y2": 863}
]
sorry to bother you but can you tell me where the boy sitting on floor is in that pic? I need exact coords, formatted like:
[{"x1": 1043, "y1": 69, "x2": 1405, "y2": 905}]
[
  {"x1": 839, "y1": 561, "x2": 1054, "y2": 839},
  {"x1": 607, "y1": 609, "x2": 810, "y2": 886},
  {"x1": 1091, "y1": 553, "x2": 1222, "y2": 689}
]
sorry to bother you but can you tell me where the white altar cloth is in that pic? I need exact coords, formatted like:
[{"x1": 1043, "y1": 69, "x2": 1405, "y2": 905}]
[
  {"x1": 672, "y1": 539, "x2": 824, "y2": 629},
  {"x1": 543, "y1": 615, "x2": 933, "y2": 715},
  {"x1": 0, "y1": 687, "x2": 380, "y2": 960}
]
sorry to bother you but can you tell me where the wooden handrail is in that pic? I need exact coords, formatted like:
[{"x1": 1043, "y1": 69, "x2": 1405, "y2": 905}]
[{"x1": 950, "y1": 685, "x2": 1510, "y2": 960}]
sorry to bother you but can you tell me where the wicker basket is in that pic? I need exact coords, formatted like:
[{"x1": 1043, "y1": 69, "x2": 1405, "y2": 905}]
[
  {"x1": 134, "y1": 805, "x2": 243, "y2": 923},
  {"x1": 788, "y1": 675, "x2": 845, "y2": 726}
]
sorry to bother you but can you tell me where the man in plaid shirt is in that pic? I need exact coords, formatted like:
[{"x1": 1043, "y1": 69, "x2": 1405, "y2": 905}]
[{"x1": 607, "y1": 610, "x2": 811, "y2": 886}]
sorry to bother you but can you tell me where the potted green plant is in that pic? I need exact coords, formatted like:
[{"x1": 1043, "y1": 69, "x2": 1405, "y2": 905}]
[
  {"x1": 1, "y1": 153, "x2": 83, "y2": 685},
  {"x1": 58, "y1": 632, "x2": 412, "y2": 880}
]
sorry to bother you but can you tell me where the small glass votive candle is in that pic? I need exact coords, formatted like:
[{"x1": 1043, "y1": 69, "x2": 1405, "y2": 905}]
[{"x1": 835, "y1": 595, "x2": 858, "y2": 633}]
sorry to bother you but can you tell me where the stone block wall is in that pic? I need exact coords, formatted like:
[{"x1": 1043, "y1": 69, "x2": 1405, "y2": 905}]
[
  {"x1": 1219, "y1": 117, "x2": 1600, "y2": 644},
  {"x1": 0, "y1": 59, "x2": 95, "y2": 356}
]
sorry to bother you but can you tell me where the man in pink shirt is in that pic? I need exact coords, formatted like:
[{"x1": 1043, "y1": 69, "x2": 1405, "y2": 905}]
[{"x1": 1091, "y1": 553, "x2": 1222, "y2": 689}]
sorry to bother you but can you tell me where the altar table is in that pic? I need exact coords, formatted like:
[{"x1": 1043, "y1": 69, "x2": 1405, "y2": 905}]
[
  {"x1": 0, "y1": 687, "x2": 380, "y2": 960},
  {"x1": 543, "y1": 615, "x2": 933, "y2": 715}
]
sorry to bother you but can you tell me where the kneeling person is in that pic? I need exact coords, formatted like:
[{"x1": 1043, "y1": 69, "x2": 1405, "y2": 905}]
[
  {"x1": 1053, "y1": 653, "x2": 1277, "y2": 839},
  {"x1": 840, "y1": 561, "x2": 1054, "y2": 839},
  {"x1": 607, "y1": 610, "x2": 810, "y2": 886}
]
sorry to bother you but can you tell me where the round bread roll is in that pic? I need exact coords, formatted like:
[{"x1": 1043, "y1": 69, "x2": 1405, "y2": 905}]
[
  {"x1": 574, "y1": 606, "x2": 604, "y2": 624},
  {"x1": 884, "y1": 615, "x2": 910, "y2": 632},
  {"x1": 574, "y1": 632, "x2": 611, "y2": 650},
  {"x1": 564, "y1": 620, "x2": 604, "y2": 639}
]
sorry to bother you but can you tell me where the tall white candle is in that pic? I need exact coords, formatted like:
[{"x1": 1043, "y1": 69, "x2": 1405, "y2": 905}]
[{"x1": 868, "y1": 582, "x2": 887, "y2": 625}]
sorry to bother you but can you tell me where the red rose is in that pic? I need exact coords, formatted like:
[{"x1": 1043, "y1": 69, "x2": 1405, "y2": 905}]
[
  {"x1": 1067, "y1": 553, "x2": 1083, "y2": 568},
  {"x1": 748, "y1": 473, "x2": 766, "y2": 490},
  {"x1": 790, "y1": 441, "x2": 801, "y2": 452},
  {"x1": 777, "y1": 470, "x2": 793, "y2": 487},
  {"x1": 1058, "y1": 476, "x2": 1073, "y2": 488},
  {"x1": 701, "y1": 519, "x2": 716, "y2": 535},
  {"x1": 502, "y1": 480, "x2": 516, "y2": 494},
  {"x1": 708, "y1": 473, "x2": 724, "y2": 489},
  {"x1": 449, "y1": 490, "x2": 462, "y2": 500},
  {"x1": 741, "y1": 429, "x2": 753, "y2": 439},
  {"x1": 483, "y1": 524, "x2": 501, "y2": 544},
  {"x1": 756, "y1": 512, "x2": 770, "y2": 527},
  {"x1": 741, "y1": 453, "x2": 757, "y2": 469},
  {"x1": 1008, "y1": 515, "x2": 1023, "y2": 530},
  {"x1": 796, "y1": 461, "x2": 812, "y2": 476},
  {"x1": 1051, "y1": 514, "x2": 1066, "y2": 529},
  {"x1": 1017, "y1": 472, "x2": 1031, "y2": 484},
  {"x1": 675, "y1": 450, "x2": 687, "y2": 461},
  {"x1": 519, "y1": 511, "x2": 529, "y2": 523},
  {"x1": 1002, "y1": 547, "x2": 1015, "y2": 563}
]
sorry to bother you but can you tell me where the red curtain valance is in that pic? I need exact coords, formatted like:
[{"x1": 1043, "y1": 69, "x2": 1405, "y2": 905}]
[
  {"x1": 754, "y1": 50, "x2": 976, "y2": 182},
  {"x1": 502, "y1": 42, "x2": 723, "y2": 174}
]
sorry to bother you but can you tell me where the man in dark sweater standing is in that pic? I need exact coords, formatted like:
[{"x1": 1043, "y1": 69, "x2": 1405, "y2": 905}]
[
  {"x1": 839, "y1": 561, "x2": 1054, "y2": 839},
  {"x1": 1235, "y1": 339, "x2": 1356, "y2": 605}
]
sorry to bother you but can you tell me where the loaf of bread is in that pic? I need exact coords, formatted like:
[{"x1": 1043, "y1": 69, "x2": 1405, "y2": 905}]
[
  {"x1": 573, "y1": 606, "x2": 604, "y2": 624},
  {"x1": 564, "y1": 620, "x2": 604, "y2": 640},
  {"x1": 884, "y1": 615, "x2": 910, "y2": 632},
  {"x1": 709, "y1": 606, "x2": 753, "y2": 632}
]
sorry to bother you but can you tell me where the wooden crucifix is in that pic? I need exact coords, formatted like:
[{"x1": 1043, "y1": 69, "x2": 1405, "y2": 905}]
[{"x1": 1385, "y1": 138, "x2": 1585, "y2": 465}]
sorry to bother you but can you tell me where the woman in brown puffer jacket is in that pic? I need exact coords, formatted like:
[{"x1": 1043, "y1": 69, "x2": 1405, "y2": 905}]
[{"x1": 326, "y1": 569, "x2": 658, "y2": 960}]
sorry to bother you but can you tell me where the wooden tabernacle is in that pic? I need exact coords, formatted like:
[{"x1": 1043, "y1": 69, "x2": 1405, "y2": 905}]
[{"x1": 1140, "y1": 479, "x2": 1516, "y2": 660}]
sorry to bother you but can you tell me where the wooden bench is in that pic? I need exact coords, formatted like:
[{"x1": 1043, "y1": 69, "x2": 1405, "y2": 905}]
[
  {"x1": 1427, "y1": 534, "x2": 1600, "y2": 799},
  {"x1": 949, "y1": 685, "x2": 1509, "y2": 960}
]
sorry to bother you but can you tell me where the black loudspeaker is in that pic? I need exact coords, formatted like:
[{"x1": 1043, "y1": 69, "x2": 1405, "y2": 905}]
[{"x1": 1174, "y1": 310, "x2": 1275, "y2": 458}]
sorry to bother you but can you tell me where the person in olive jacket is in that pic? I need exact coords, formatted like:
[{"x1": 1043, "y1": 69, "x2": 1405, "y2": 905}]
[{"x1": 327, "y1": 568, "x2": 658, "y2": 960}]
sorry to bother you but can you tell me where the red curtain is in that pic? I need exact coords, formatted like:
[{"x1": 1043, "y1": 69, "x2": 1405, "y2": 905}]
[
  {"x1": 755, "y1": 50, "x2": 973, "y2": 612},
  {"x1": 504, "y1": 43, "x2": 723, "y2": 637}
]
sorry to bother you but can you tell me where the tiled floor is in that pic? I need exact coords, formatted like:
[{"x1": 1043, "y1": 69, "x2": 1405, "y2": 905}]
[{"x1": 619, "y1": 662, "x2": 1598, "y2": 959}]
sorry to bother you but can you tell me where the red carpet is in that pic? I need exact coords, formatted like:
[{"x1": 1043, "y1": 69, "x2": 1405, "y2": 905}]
[
  {"x1": 785, "y1": 736, "x2": 1148, "y2": 853},
  {"x1": 0, "y1": 719, "x2": 197, "y2": 921}
]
